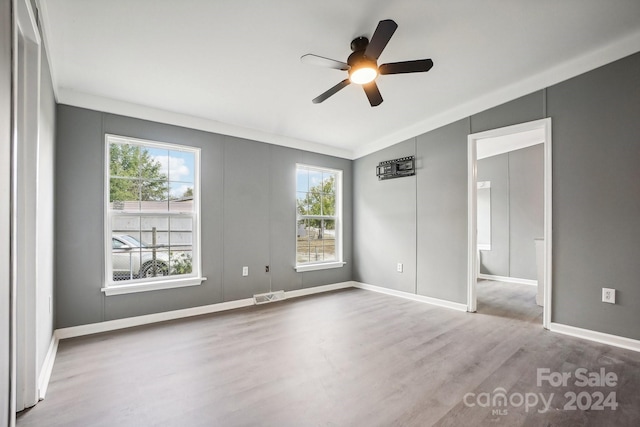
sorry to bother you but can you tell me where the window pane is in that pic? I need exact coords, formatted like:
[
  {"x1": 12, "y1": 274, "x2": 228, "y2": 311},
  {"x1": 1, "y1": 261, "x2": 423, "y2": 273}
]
[
  {"x1": 143, "y1": 147, "x2": 168, "y2": 181},
  {"x1": 140, "y1": 216, "x2": 169, "y2": 247},
  {"x1": 169, "y1": 217, "x2": 193, "y2": 251},
  {"x1": 321, "y1": 193, "x2": 335, "y2": 216},
  {"x1": 323, "y1": 219, "x2": 336, "y2": 262},
  {"x1": 169, "y1": 182, "x2": 194, "y2": 201},
  {"x1": 297, "y1": 220, "x2": 310, "y2": 263},
  {"x1": 109, "y1": 144, "x2": 141, "y2": 178},
  {"x1": 111, "y1": 229, "x2": 146, "y2": 281},
  {"x1": 307, "y1": 192, "x2": 322, "y2": 215},
  {"x1": 296, "y1": 168, "x2": 309, "y2": 192},
  {"x1": 323, "y1": 172, "x2": 336, "y2": 193},
  {"x1": 168, "y1": 150, "x2": 195, "y2": 183},
  {"x1": 170, "y1": 250, "x2": 193, "y2": 276},
  {"x1": 140, "y1": 179, "x2": 168, "y2": 205},
  {"x1": 307, "y1": 219, "x2": 323, "y2": 263},
  {"x1": 112, "y1": 216, "x2": 140, "y2": 238},
  {"x1": 110, "y1": 178, "x2": 140, "y2": 211},
  {"x1": 297, "y1": 192, "x2": 309, "y2": 215},
  {"x1": 309, "y1": 170, "x2": 323, "y2": 190},
  {"x1": 138, "y1": 248, "x2": 170, "y2": 279}
]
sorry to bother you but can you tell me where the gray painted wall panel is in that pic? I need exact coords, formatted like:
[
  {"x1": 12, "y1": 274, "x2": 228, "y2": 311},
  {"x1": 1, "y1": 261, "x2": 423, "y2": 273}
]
[
  {"x1": 55, "y1": 107, "x2": 105, "y2": 328},
  {"x1": 471, "y1": 91, "x2": 544, "y2": 134},
  {"x1": 55, "y1": 106, "x2": 352, "y2": 328},
  {"x1": 508, "y1": 145, "x2": 544, "y2": 279},
  {"x1": 222, "y1": 137, "x2": 272, "y2": 301},
  {"x1": 416, "y1": 119, "x2": 469, "y2": 304},
  {"x1": 477, "y1": 154, "x2": 510, "y2": 276},
  {"x1": 268, "y1": 145, "x2": 304, "y2": 292},
  {"x1": 353, "y1": 139, "x2": 417, "y2": 293},
  {"x1": 547, "y1": 52, "x2": 640, "y2": 339}
]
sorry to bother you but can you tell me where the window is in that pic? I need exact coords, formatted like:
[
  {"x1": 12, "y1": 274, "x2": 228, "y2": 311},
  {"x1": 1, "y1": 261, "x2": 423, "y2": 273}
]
[
  {"x1": 477, "y1": 181, "x2": 491, "y2": 251},
  {"x1": 295, "y1": 164, "x2": 344, "y2": 272},
  {"x1": 103, "y1": 134, "x2": 202, "y2": 295}
]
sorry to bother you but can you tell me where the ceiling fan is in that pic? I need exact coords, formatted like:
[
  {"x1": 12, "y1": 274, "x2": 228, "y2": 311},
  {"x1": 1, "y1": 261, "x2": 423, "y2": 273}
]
[{"x1": 301, "y1": 19, "x2": 434, "y2": 107}]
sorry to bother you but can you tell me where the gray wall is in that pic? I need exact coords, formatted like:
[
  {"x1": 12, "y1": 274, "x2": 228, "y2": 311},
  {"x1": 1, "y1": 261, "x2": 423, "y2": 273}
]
[
  {"x1": 353, "y1": 119, "x2": 469, "y2": 305},
  {"x1": 416, "y1": 120, "x2": 469, "y2": 303},
  {"x1": 478, "y1": 144, "x2": 544, "y2": 280},
  {"x1": 1, "y1": 0, "x2": 12, "y2": 422},
  {"x1": 354, "y1": 52, "x2": 640, "y2": 341},
  {"x1": 548, "y1": 52, "x2": 640, "y2": 339},
  {"x1": 55, "y1": 106, "x2": 352, "y2": 328},
  {"x1": 353, "y1": 139, "x2": 417, "y2": 293}
]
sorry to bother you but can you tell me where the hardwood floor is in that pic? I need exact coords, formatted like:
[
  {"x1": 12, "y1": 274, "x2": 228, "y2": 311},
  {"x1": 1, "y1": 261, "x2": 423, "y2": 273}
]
[{"x1": 17, "y1": 284, "x2": 640, "y2": 426}]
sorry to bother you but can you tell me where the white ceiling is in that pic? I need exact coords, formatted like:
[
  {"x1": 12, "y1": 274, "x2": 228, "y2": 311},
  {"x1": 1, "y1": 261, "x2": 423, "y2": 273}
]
[{"x1": 37, "y1": 0, "x2": 640, "y2": 159}]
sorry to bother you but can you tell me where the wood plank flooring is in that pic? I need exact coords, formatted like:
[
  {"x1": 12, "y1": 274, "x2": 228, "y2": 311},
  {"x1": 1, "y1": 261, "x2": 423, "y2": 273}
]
[{"x1": 17, "y1": 282, "x2": 640, "y2": 426}]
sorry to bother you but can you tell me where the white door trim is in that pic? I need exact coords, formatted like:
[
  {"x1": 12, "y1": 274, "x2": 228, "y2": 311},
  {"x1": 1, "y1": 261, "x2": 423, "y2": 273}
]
[
  {"x1": 467, "y1": 118, "x2": 552, "y2": 329},
  {"x1": 13, "y1": 0, "x2": 42, "y2": 412}
]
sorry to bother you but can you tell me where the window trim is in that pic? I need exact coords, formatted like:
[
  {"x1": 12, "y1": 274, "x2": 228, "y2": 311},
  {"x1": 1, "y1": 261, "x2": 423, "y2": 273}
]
[
  {"x1": 294, "y1": 164, "x2": 344, "y2": 272},
  {"x1": 102, "y1": 134, "x2": 204, "y2": 295}
]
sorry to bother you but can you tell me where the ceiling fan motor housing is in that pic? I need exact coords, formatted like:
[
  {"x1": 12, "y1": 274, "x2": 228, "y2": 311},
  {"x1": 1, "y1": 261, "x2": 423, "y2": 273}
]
[
  {"x1": 348, "y1": 37, "x2": 378, "y2": 82},
  {"x1": 350, "y1": 36, "x2": 369, "y2": 52}
]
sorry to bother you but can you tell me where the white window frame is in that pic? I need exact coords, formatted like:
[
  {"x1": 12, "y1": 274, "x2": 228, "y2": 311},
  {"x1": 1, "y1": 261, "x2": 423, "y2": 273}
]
[
  {"x1": 295, "y1": 164, "x2": 345, "y2": 272},
  {"x1": 102, "y1": 134, "x2": 204, "y2": 296}
]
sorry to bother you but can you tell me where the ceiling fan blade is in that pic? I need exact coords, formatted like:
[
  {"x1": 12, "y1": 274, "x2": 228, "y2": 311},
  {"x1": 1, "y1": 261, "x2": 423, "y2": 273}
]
[
  {"x1": 364, "y1": 19, "x2": 398, "y2": 60},
  {"x1": 312, "y1": 79, "x2": 351, "y2": 104},
  {"x1": 363, "y1": 81, "x2": 383, "y2": 107},
  {"x1": 379, "y1": 59, "x2": 434, "y2": 75},
  {"x1": 301, "y1": 54, "x2": 350, "y2": 71}
]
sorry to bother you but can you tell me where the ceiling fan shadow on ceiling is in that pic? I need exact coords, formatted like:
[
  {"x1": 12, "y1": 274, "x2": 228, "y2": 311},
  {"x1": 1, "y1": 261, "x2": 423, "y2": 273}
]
[{"x1": 301, "y1": 19, "x2": 434, "y2": 107}]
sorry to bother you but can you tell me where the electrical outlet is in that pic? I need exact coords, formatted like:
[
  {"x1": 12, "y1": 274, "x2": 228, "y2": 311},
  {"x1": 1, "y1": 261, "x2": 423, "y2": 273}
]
[
  {"x1": 397, "y1": 263, "x2": 403, "y2": 273},
  {"x1": 602, "y1": 288, "x2": 615, "y2": 304},
  {"x1": 265, "y1": 265, "x2": 270, "y2": 273},
  {"x1": 242, "y1": 266, "x2": 249, "y2": 277}
]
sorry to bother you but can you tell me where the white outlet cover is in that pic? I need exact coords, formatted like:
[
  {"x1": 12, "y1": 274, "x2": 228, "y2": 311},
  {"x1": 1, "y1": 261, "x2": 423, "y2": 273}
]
[
  {"x1": 242, "y1": 266, "x2": 249, "y2": 276},
  {"x1": 602, "y1": 288, "x2": 615, "y2": 304},
  {"x1": 397, "y1": 263, "x2": 403, "y2": 273}
]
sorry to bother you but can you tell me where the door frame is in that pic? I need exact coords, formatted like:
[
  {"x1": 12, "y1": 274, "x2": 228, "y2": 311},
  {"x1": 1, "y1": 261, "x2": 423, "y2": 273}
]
[
  {"x1": 467, "y1": 118, "x2": 552, "y2": 329},
  {"x1": 13, "y1": 0, "x2": 41, "y2": 412}
]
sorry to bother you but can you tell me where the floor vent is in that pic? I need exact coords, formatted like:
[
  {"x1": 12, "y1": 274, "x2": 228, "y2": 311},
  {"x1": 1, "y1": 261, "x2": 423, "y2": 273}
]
[{"x1": 253, "y1": 290, "x2": 286, "y2": 305}]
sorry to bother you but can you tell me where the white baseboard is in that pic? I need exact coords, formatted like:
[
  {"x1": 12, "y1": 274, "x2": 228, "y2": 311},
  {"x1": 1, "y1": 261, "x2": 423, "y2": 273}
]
[
  {"x1": 549, "y1": 322, "x2": 640, "y2": 353},
  {"x1": 285, "y1": 281, "x2": 355, "y2": 299},
  {"x1": 54, "y1": 282, "x2": 356, "y2": 340},
  {"x1": 353, "y1": 282, "x2": 468, "y2": 312},
  {"x1": 55, "y1": 297, "x2": 255, "y2": 340},
  {"x1": 38, "y1": 334, "x2": 59, "y2": 400},
  {"x1": 478, "y1": 273, "x2": 538, "y2": 287}
]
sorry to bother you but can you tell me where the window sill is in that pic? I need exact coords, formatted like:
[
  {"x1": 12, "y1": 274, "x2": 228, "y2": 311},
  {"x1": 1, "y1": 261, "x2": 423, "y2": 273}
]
[
  {"x1": 295, "y1": 262, "x2": 346, "y2": 273},
  {"x1": 478, "y1": 244, "x2": 492, "y2": 251},
  {"x1": 102, "y1": 276, "x2": 207, "y2": 296}
]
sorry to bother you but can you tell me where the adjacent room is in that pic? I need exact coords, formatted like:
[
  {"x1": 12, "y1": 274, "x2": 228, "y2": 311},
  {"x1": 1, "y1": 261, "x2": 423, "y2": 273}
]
[{"x1": 2, "y1": 1, "x2": 640, "y2": 426}]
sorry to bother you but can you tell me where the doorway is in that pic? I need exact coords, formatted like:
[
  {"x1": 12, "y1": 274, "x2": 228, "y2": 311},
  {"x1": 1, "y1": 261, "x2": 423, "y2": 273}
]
[{"x1": 467, "y1": 118, "x2": 552, "y2": 328}]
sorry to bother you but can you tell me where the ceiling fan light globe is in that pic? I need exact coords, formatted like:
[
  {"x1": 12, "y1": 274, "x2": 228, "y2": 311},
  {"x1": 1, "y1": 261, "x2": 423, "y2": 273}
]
[{"x1": 350, "y1": 67, "x2": 378, "y2": 85}]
